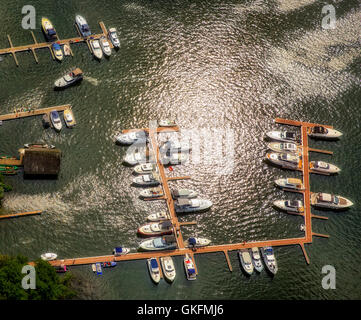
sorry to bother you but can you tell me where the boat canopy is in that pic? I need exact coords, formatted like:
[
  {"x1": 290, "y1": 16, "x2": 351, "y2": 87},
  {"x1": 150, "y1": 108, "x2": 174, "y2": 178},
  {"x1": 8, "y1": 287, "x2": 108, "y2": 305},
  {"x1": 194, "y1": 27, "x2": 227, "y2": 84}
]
[
  {"x1": 188, "y1": 268, "x2": 196, "y2": 274},
  {"x1": 163, "y1": 235, "x2": 176, "y2": 243},
  {"x1": 72, "y1": 68, "x2": 83, "y2": 76},
  {"x1": 176, "y1": 198, "x2": 191, "y2": 206},
  {"x1": 284, "y1": 131, "x2": 296, "y2": 139},
  {"x1": 319, "y1": 193, "x2": 332, "y2": 202},
  {"x1": 52, "y1": 43, "x2": 61, "y2": 49},
  {"x1": 188, "y1": 237, "x2": 197, "y2": 245},
  {"x1": 161, "y1": 220, "x2": 172, "y2": 228},
  {"x1": 313, "y1": 126, "x2": 327, "y2": 133},
  {"x1": 150, "y1": 259, "x2": 158, "y2": 268},
  {"x1": 48, "y1": 29, "x2": 56, "y2": 36},
  {"x1": 114, "y1": 247, "x2": 124, "y2": 253}
]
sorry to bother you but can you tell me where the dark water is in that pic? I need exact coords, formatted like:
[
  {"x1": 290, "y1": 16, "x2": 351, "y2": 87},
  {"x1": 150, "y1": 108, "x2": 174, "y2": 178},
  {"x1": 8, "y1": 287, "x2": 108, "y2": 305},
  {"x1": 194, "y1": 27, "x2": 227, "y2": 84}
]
[{"x1": 0, "y1": 0, "x2": 360, "y2": 299}]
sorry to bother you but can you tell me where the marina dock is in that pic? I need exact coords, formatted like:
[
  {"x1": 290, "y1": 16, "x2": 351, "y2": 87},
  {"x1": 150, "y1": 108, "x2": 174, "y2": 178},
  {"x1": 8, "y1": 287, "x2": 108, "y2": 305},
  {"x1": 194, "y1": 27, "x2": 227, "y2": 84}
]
[
  {"x1": 0, "y1": 211, "x2": 42, "y2": 220},
  {"x1": 40, "y1": 118, "x2": 333, "y2": 272},
  {"x1": 0, "y1": 22, "x2": 112, "y2": 66}
]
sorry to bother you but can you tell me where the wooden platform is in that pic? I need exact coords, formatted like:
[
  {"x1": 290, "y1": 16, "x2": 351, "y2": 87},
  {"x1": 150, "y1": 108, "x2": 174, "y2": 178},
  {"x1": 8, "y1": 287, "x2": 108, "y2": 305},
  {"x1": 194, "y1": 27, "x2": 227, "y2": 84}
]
[
  {"x1": 0, "y1": 22, "x2": 112, "y2": 66},
  {"x1": 0, "y1": 211, "x2": 42, "y2": 220}
]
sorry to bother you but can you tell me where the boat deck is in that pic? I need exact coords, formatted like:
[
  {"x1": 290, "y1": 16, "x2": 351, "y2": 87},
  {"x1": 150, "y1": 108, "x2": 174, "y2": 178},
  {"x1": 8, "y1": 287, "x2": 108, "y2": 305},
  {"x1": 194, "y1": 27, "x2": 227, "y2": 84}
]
[{"x1": 32, "y1": 119, "x2": 333, "y2": 273}]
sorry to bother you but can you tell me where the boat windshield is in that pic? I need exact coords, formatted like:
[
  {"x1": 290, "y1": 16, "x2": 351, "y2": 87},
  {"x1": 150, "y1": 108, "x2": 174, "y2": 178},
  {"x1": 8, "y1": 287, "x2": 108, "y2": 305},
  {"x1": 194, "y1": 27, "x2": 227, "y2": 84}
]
[
  {"x1": 64, "y1": 74, "x2": 73, "y2": 82},
  {"x1": 82, "y1": 24, "x2": 90, "y2": 32},
  {"x1": 153, "y1": 238, "x2": 164, "y2": 248},
  {"x1": 333, "y1": 196, "x2": 339, "y2": 204},
  {"x1": 283, "y1": 132, "x2": 295, "y2": 139}
]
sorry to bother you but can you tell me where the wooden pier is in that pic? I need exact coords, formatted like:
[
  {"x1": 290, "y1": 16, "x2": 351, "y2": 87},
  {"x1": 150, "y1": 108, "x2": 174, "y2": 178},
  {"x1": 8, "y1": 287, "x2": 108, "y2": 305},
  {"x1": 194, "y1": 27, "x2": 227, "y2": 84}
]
[
  {"x1": 33, "y1": 119, "x2": 335, "y2": 273},
  {"x1": 0, "y1": 211, "x2": 42, "y2": 220},
  {"x1": 0, "y1": 22, "x2": 112, "y2": 66}
]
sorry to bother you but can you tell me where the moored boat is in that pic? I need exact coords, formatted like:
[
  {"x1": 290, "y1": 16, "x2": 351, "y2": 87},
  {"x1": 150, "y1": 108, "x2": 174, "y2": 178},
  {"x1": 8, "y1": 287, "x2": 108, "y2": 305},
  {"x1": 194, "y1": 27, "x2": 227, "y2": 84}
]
[
  {"x1": 63, "y1": 109, "x2": 76, "y2": 128},
  {"x1": 116, "y1": 131, "x2": 148, "y2": 145},
  {"x1": 160, "y1": 153, "x2": 188, "y2": 165},
  {"x1": 159, "y1": 119, "x2": 177, "y2": 127},
  {"x1": 238, "y1": 249, "x2": 254, "y2": 276},
  {"x1": 260, "y1": 246, "x2": 278, "y2": 275},
  {"x1": 310, "y1": 192, "x2": 353, "y2": 209},
  {"x1": 160, "y1": 256, "x2": 176, "y2": 283},
  {"x1": 184, "y1": 254, "x2": 196, "y2": 280},
  {"x1": 184, "y1": 237, "x2": 211, "y2": 248},
  {"x1": 266, "y1": 152, "x2": 300, "y2": 169},
  {"x1": 123, "y1": 150, "x2": 148, "y2": 166},
  {"x1": 40, "y1": 252, "x2": 57, "y2": 261},
  {"x1": 108, "y1": 28, "x2": 120, "y2": 48},
  {"x1": 250, "y1": 247, "x2": 263, "y2": 273},
  {"x1": 137, "y1": 220, "x2": 173, "y2": 237},
  {"x1": 171, "y1": 188, "x2": 198, "y2": 199},
  {"x1": 24, "y1": 143, "x2": 55, "y2": 149},
  {"x1": 133, "y1": 173, "x2": 160, "y2": 187},
  {"x1": 267, "y1": 142, "x2": 299, "y2": 154},
  {"x1": 134, "y1": 163, "x2": 158, "y2": 175},
  {"x1": 102, "y1": 261, "x2": 117, "y2": 268},
  {"x1": 160, "y1": 140, "x2": 191, "y2": 155},
  {"x1": 139, "y1": 235, "x2": 177, "y2": 251},
  {"x1": 50, "y1": 111, "x2": 62, "y2": 132},
  {"x1": 147, "y1": 211, "x2": 169, "y2": 222},
  {"x1": 309, "y1": 161, "x2": 340, "y2": 174},
  {"x1": 63, "y1": 44, "x2": 71, "y2": 56},
  {"x1": 100, "y1": 36, "x2": 111, "y2": 57},
  {"x1": 266, "y1": 130, "x2": 299, "y2": 143},
  {"x1": 140, "y1": 187, "x2": 164, "y2": 199},
  {"x1": 52, "y1": 43, "x2": 63, "y2": 61},
  {"x1": 274, "y1": 177, "x2": 304, "y2": 190},
  {"x1": 41, "y1": 17, "x2": 57, "y2": 41},
  {"x1": 113, "y1": 247, "x2": 130, "y2": 256},
  {"x1": 90, "y1": 39, "x2": 103, "y2": 60},
  {"x1": 75, "y1": 15, "x2": 91, "y2": 37},
  {"x1": 307, "y1": 126, "x2": 342, "y2": 139},
  {"x1": 174, "y1": 198, "x2": 212, "y2": 213},
  {"x1": 273, "y1": 199, "x2": 304, "y2": 213},
  {"x1": 95, "y1": 262, "x2": 102, "y2": 275},
  {"x1": 54, "y1": 68, "x2": 83, "y2": 89},
  {"x1": 147, "y1": 258, "x2": 161, "y2": 284}
]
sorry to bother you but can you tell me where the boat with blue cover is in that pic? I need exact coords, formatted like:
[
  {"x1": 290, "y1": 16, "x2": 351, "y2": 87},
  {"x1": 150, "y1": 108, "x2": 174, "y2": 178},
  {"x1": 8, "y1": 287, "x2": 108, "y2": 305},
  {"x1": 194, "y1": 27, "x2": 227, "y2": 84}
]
[
  {"x1": 184, "y1": 254, "x2": 196, "y2": 280},
  {"x1": 95, "y1": 262, "x2": 102, "y2": 275},
  {"x1": 139, "y1": 235, "x2": 177, "y2": 251},
  {"x1": 147, "y1": 258, "x2": 161, "y2": 284},
  {"x1": 41, "y1": 18, "x2": 57, "y2": 41},
  {"x1": 113, "y1": 247, "x2": 130, "y2": 256},
  {"x1": 50, "y1": 110, "x2": 62, "y2": 132},
  {"x1": 52, "y1": 43, "x2": 63, "y2": 61},
  {"x1": 75, "y1": 15, "x2": 91, "y2": 37}
]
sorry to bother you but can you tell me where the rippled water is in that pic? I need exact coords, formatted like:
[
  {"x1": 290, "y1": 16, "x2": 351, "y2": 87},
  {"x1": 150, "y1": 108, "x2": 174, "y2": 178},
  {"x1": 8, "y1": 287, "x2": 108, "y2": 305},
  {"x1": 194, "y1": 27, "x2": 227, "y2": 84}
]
[{"x1": 0, "y1": 0, "x2": 360, "y2": 299}]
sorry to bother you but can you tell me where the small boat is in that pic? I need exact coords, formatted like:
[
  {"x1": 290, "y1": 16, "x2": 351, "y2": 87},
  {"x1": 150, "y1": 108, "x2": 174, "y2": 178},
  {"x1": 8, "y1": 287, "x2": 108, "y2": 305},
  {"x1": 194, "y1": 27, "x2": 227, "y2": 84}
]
[
  {"x1": 113, "y1": 247, "x2": 130, "y2": 256},
  {"x1": 174, "y1": 198, "x2": 213, "y2": 213},
  {"x1": 308, "y1": 126, "x2": 342, "y2": 139},
  {"x1": 171, "y1": 189, "x2": 198, "y2": 199},
  {"x1": 75, "y1": 15, "x2": 91, "y2": 37},
  {"x1": 159, "y1": 119, "x2": 177, "y2": 127},
  {"x1": 55, "y1": 265, "x2": 67, "y2": 273},
  {"x1": 63, "y1": 109, "x2": 76, "y2": 128},
  {"x1": 52, "y1": 43, "x2": 63, "y2": 61},
  {"x1": 50, "y1": 111, "x2": 62, "y2": 132},
  {"x1": 123, "y1": 148, "x2": 150, "y2": 166},
  {"x1": 238, "y1": 249, "x2": 254, "y2": 276},
  {"x1": 40, "y1": 253, "x2": 57, "y2": 261},
  {"x1": 99, "y1": 36, "x2": 111, "y2": 57},
  {"x1": 147, "y1": 258, "x2": 161, "y2": 284},
  {"x1": 133, "y1": 173, "x2": 160, "y2": 187},
  {"x1": 134, "y1": 163, "x2": 158, "y2": 175},
  {"x1": 159, "y1": 140, "x2": 191, "y2": 155},
  {"x1": 147, "y1": 211, "x2": 169, "y2": 222},
  {"x1": 91, "y1": 264, "x2": 97, "y2": 272},
  {"x1": 266, "y1": 152, "x2": 300, "y2": 169},
  {"x1": 160, "y1": 256, "x2": 176, "y2": 283},
  {"x1": 309, "y1": 161, "x2": 340, "y2": 174},
  {"x1": 108, "y1": 28, "x2": 120, "y2": 48},
  {"x1": 300, "y1": 224, "x2": 305, "y2": 231},
  {"x1": 250, "y1": 247, "x2": 263, "y2": 273},
  {"x1": 95, "y1": 262, "x2": 102, "y2": 275},
  {"x1": 41, "y1": 17, "x2": 57, "y2": 41},
  {"x1": 116, "y1": 131, "x2": 148, "y2": 145},
  {"x1": 274, "y1": 178, "x2": 304, "y2": 190},
  {"x1": 140, "y1": 188, "x2": 164, "y2": 199},
  {"x1": 102, "y1": 261, "x2": 117, "y2": 268},
  {"x1": 184, "y1": 237, "x2": 211, "y2": 248},
  {"x1": 260, "y1": 247, "x2": 278, "y2": 275},
  {"x1": 138, "y1": 220, "x2": 173, "y2": 237},
  {"x1": 24, "y1": 143, "x2": 55, "y2": 149},
  {"x1": 266, "y1": 130, "x2": 299, "y2": 143},
  {"x1": 267, "y1": 142, "x2": 299, "y2": 154},
  {"x1": 139, "y1": 235, "x2": 177, "y2": 251},
  {"x1": 310, "y1": 192, "x2": 353, "y2": 209},
  {"x1": 54, "y1": 68, "x2": 83, "y2": 89},
  {"x1": 184, "y1": 254, "x2": 196, "y2": 280},
  {"x1": 90, "y1": 39, "x2": 103, "y2": 60},
  {"x1": 273, "y1": 199, "x2": 304, "y2": 213},
  {"x1": 160, "y1": 153, "x2": 188, "y2": 165},
  {"x1": 63, "y1": 44, "x2": 71, "y2": 56}
]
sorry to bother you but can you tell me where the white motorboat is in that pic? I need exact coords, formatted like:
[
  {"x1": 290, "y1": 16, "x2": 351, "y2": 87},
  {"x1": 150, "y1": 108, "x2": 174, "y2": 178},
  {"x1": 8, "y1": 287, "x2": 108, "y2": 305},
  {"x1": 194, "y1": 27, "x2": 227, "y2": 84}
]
[
  {"x1": 134, "y1": 163, "x2": 158, "y2": 175},
  {"x1": 266, "y1": 152, "x2": 300, "y2": 169},
  {"x1": 267, "y1": 142, "x2": 299, "y2": 154},
  {"x1": 307, "y1": 126, "x2": 342, "y2": 139},
  {"x1": 138, "y1": 220, "x2": 173, "y2": 237},
  {"x1": 159, "y1": 119, "x2": 177, "y2": 127},
  {"x1": 266, "y1": 130, "x2": 299, "y2": 143},
  {"x1": 250, "y1": 247, "x2": 263, "y2": 273},
  {"x1": 160, "y1": 256, "x2": 176, "y2": 282},
  {"x1": 160, "y1": 153, "x2": 188, "y2": 165},
  {"x1": 63, "y1": 109, "x2": 76, "y2": 128},
  {"x1": 40, "y1": 252, "x2": 57, "y2": 261},
  {"x1": 174, "y1": 198, "x2": 212, "y2": 213},
  {"x1": 99, "y1": 36, "x2": 111, "y2": 57},
  {"x1": 113, "y1": 247, "x2": 130, "y2": 256},
  {"x1": 52, "y1": 43, "x2": 63, "y2": 61},
  {"x1": 132, "y1": 173, "x2": 160, "y2": 186},
  {"x1": 90, "y1": 39, "x2": 103, "y2": 59},
  {"x1": 123, "y1": 149, "x2": 148, "y2": 166},
  {"x1": 171, "y1": 189, "x2": 198, "y2": 199},
  {"x1": 274, "y1": 178, "x2": 304, "y2": 190},
  {"x1": 310, "y1": 192, "x2": 353, "y2": 209},
  {"x1": 309, "y1": 161, "x2": 340, "y2": 174},
  {"x1": 108, "y1": 27, "x2": 120, "y2": 48},
  {"x1": 238, "y1": 249, "x2": 254, "y2": 276},
  {"x1": 273, "y1": 199, "x2": 304, "y2": 213},
  {"x1": 116, "y1": 131, "x2": 148, "y2": 145},
  {"x1": 54, "y1": 68, "x2": 83, "y2": 89},
  {"x1": 260, "y1": 246, "x2": 278, "y2": 275},
  {"x1": 184, "y1": 254, "x2": 196, "y2": 280},
  {"x1": 147, "y1": 258, "x2": 161, "y2": 284},
  {"x1": 159, "y1": 140, "x2": 191, "y2": 155},
  {"x1": 147, "y1": 211, "x2": 169, "y2": 222},
  {"x1": 139, "y1": 235, "x2": 177, "y2": 251},
  {"x1": 184, "y1": 237, "x2": 211, "y2": 248},
  {"x1": 140, "y1": 187, "x2": 164, "y2": 199},
  {"x1": 50, "y1": 111, "x2": 62, "y2": 132},
  {"x1": 75, "y1": 15, "x2": 91, "y2": 37},
  {"x1": 63, "y1": 44, "x2": 71, "y2": 56}
]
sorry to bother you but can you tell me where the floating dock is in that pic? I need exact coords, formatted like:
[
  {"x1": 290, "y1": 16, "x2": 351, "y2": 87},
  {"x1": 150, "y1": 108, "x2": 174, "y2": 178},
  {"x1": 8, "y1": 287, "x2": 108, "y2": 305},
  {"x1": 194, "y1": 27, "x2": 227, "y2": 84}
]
[
  {"x1": 0, "y1": 211, "x2": 42, "y2": 220},
  {"x1": 0, "y1": 22, "x2": 112, "y2": 66},
  {"x1": 32, "y1": 119, "x2": 333, "y2": 272}
]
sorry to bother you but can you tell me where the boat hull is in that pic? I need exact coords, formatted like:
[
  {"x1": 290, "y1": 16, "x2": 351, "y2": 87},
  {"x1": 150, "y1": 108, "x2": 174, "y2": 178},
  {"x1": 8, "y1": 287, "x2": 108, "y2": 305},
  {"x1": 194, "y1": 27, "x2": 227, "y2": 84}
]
[
  {"x1": 238, "y1": 251, "x2": 254, "y2": 276},
  {"x1": 160, "y1": 257, "x2": 176, "y2": 283}
]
